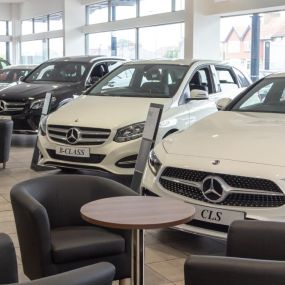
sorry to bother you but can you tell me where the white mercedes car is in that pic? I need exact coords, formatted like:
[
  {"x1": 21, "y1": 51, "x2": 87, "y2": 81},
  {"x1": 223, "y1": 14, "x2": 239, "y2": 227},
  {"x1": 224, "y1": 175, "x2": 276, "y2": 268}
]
[
  {"x1": 37, "y1": 59, "x2": 250, "y2": 174},
  {"x1": 142, "y1": 73, "x2": 285, "y2": 239}
]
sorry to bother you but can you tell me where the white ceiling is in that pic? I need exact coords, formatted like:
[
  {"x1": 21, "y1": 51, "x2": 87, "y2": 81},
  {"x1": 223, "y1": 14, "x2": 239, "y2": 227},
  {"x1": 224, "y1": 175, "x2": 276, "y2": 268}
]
[{"x1": 0, "y1": 0, "x2": 27, "y2": 3}]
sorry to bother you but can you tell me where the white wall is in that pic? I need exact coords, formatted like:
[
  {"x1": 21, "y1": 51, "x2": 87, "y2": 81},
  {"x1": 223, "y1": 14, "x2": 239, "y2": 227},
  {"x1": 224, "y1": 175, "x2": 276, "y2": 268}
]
[
  {"x1": 20, "y1": 0, "x2": 64, "y2": 19},
  {"x1": 0, "y1": 4, "x2": 11, "y2": 20}
]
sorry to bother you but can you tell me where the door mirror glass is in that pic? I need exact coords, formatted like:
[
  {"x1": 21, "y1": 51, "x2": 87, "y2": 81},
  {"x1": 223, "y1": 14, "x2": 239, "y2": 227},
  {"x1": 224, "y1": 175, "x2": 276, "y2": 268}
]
[
  {"x1": 18, "y1": 76, "x2": 25, "y2": 82},
  {"x1": 216, "y1": 97, "x2": 232, "y2": 110}
]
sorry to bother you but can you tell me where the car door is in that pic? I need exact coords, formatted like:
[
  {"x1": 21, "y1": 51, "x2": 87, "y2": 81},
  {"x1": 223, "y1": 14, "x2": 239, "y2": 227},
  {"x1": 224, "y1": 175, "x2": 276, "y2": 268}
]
[{"x1": 211, "y1": 65, "x2": 242, "y2": 101}]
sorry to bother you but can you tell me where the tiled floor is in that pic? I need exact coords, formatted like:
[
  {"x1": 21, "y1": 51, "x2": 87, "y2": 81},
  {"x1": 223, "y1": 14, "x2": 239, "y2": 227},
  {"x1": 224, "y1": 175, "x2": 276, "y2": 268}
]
[{"x1": 0, "y1": 134, "x2": 226, "y2": 285}]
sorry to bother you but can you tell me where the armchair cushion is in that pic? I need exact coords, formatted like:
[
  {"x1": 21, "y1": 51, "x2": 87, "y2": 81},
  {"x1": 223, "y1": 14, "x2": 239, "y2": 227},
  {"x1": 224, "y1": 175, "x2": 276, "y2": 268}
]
[{"x1": 51, "y1": 226, "x2": 125, "y2": 264}]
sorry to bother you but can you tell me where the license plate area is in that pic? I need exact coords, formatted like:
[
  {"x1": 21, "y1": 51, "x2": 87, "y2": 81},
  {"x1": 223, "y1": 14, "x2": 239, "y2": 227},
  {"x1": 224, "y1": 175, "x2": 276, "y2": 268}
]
[
  {"x1": 56, "y1": 146, "x2": 90, "y2": 158},
  {"x1": 0, "y1": 116, "x2": 12, "y2": 120},
  {"x1": 191, "y1": 203, "x2": 245, "y2": 226}
]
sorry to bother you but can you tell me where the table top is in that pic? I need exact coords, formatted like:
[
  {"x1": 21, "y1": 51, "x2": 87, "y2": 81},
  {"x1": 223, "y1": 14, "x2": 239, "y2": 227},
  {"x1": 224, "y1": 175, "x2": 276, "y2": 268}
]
[{"x1": 80, "y1": 196, "x2": 195, "y2": 230}]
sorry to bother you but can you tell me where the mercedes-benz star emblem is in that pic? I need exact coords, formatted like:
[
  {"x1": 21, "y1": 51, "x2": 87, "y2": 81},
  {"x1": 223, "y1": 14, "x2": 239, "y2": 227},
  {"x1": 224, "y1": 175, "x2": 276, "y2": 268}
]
[
  {"x1": 66, "y1": 128, "x2": 80, "y2": 144},
  {"x1": 202, "y1": 176, "x2": 225, "y2": 203},
  {"x1": 0, "y1": 100, "x2": 6, "y2": 113}
]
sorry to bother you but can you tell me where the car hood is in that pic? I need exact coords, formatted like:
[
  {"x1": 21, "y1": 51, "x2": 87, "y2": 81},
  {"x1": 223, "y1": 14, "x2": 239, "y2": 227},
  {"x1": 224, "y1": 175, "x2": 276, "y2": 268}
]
[
  {"x1": 0, "y1": 82, "x2": 77, "y2": 101},
  {"x1": 162, "y1": 111, "x2": 285, "y2": 167},
  {"x1": 48, "y1": 95, "x2": 170, "y2": 129}
]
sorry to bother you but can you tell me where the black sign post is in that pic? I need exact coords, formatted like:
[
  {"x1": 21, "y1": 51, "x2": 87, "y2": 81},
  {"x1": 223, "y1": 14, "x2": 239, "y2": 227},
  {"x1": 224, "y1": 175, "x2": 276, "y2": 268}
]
[
  {"x1": 131, "y1": 103, "x2": 164, "y2": 194},
  {"x1": 30, "y1": 93, "x2": 54, "y2": 171}
]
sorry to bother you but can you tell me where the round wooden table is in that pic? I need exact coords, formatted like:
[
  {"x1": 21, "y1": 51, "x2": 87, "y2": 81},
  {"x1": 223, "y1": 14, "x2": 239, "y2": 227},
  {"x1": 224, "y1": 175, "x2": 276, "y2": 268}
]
[{"x1": 81, "y1": 196, "x2": 195, "y2": 285}]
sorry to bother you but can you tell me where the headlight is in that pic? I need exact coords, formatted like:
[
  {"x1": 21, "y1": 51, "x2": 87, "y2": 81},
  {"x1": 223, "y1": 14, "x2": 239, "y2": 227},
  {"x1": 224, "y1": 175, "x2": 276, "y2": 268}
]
[
  {"x1": 30, "y1": 97, "x2": 56, "y2": 110},
  {"x1": 39, "y1": 116, "x2": 48, "y2": 136},
  {"x1": 114, "y1": 122, "x2": 145, "y2": 143},
  {"x1": 148, "y1": 150, "x2": 162, "y2": 176}
]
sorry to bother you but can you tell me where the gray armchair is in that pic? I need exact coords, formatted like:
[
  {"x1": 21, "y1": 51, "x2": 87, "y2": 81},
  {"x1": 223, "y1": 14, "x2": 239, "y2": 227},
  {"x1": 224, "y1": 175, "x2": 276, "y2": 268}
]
[
  {"x1": 0, "y1": 232, "x2": 115, "y2": 285},
  {"x1": 11, "y1": 175, "x2": 137, "y2": 283},
  {"x1": 185, "y1": 220, "x2": 285, "y2": 285}
]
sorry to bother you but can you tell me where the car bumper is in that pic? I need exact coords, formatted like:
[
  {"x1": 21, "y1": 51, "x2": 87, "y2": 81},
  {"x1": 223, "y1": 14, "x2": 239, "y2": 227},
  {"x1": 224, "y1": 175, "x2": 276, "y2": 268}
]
[
  {"x1": 37, "y1": 133, "x2": 141, "y2": 175},
  {"x1": 141, "y1": 152, "x2": 285, "y2": 239}
]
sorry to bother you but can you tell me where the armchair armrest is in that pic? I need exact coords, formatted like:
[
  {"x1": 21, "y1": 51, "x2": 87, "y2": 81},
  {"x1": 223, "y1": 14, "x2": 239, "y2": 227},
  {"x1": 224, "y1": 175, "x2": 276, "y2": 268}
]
[
  {"x1": 227, "y1": 220, "x2": 285, "y2": 260},
  {"x1": 0, "y1": 233, "x2": 18, "y2": 284},
  {"x1": 185, "y1": 255, "x2": 285, "y2": 285},
  {"x1": 21, "y1": 262, "x2": 115, "y2": 285}
]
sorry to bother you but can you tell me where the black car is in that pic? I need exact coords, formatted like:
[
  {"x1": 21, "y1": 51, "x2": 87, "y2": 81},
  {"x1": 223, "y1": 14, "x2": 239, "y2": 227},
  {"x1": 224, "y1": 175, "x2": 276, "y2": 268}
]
[{"x1": 0, "y1": 56, "x2": 125, "y2": 133}]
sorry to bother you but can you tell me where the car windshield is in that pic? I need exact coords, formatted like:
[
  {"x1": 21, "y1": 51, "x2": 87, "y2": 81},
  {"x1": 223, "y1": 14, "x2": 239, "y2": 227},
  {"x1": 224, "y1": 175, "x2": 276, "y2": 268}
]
[
  {"x1": 25, "y1": 62, "x2": 87, "y2": 83},
  {"x1": 88, "y1": 64, "x2": 189, "y2": 98},
  {"x1": 231, "y1": 77, "x2": 285, "y2": 114},
  {"x1": 0, "y1": 69, "x2": 31, "y2": 83}
]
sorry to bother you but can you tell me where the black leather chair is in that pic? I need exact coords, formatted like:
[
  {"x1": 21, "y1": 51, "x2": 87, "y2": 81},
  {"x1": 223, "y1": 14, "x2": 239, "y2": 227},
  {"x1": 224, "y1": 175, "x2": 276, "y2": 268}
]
[
  {"x1": 0, "y1": 232, "x2": 115, "y2": 285},
  {"x1": 11, "y1": 175, "x2": 137, "y2": 283},
  {"x1": 184, "y1": 220, "x2": 285, "y2": 285},
  {"x1": 0, "y1": 119, "x2": 13, "y2": 169}
]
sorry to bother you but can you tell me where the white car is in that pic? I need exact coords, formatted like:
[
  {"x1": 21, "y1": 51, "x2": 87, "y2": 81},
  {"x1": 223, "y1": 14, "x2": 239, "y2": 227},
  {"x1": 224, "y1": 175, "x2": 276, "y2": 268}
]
[
  {"x1": 37, "y1": 59, "x2": 250, "y2": 174},
  {"x1": 142, "y1": 73, "x2": 285, "y2": 239}
]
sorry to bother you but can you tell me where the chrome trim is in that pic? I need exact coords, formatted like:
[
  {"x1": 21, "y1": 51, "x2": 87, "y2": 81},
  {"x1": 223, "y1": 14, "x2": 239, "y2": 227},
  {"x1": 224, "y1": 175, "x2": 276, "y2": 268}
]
[{"x1": 160, "y1": 175, "x2": 284, "y2": 197}]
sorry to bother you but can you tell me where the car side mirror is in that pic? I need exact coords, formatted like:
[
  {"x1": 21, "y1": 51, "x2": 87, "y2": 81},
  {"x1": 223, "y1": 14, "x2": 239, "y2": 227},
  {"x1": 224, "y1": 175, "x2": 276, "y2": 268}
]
[
  {"x1": 18, "y1": 76, "x2": 24, "y2": 83},
  {"x1": 216, "y1": 97, "x2": 232, "y2": 110},
  {"x1": 189, "y1": 89, "x2": 209, "y2": 101}
]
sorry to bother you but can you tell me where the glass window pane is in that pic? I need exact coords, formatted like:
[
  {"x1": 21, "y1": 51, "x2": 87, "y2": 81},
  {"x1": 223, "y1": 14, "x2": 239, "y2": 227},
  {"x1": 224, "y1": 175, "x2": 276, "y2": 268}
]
[
  {"x1": 87, "y1": 32, "x2": 111, "y2": 56},
  {"x1": 139, "y1": 23, "x2": 185, "y2": 59},
  {"x1": 87, "y1": 1, "x2": 109, "y2": 25},
  {"x1": 175, "y1": 0, "x2": 185, "y2": 11},
  {"x1": 0, "y1": 42, "x2": 7, "y2": 60},
  {"x1": 111, "y1": 0, "x2": 136, "y2": 21},
  {"x1": 34, "y1": 16, "x2": 48, "y2": 33},
  {"x1": 0, "y1": 21, "x2": 7, "y2": 35},
  {"x1": 49, "y1": 12, "x2": 63, "y2": 31},
  {"x1": 111, "y1": 29, "x2": 136, "y2": 59},
  {"x1": 8, "y1": 21, "x2": 12, "y2": 35},
  {"x1": 49, "y1": 37, "x2": 64, "y2": 59},
  {"x1": 140, "y1": 0, "x2": 172, "y2": 16},
  {"x1": 21, "y1": 40, "x2": 48, "y2": 65},
  {"x1": 22, "y1": 19, "x2": 33, "y2": 35}
]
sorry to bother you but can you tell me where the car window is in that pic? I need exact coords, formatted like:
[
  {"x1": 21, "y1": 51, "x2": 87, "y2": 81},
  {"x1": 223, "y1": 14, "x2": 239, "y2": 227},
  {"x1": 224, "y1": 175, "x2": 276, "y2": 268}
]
[
  {"x1": 25, "y1": 62, "x2": 88, "y2": 83},
  {"x1": 88, "y1": 64, "x2": 189, "y2": 98},
  {"x1": 232, "y1": 78, "x2": 285, "y2": 113},
  {"x1": 189, "y1": 67, "x2": 212, "y2": 92},
  {"x1": 89, "y1": 63, "x2": 108, "y2": 84},
  {"x1": 0, "y1": 69, "x2": 31, "y2": 83},
  {"x1": 215, "y1": 67, "x2": 239, "y2": 91},
  {"x1": 234, "y1": 67, "x2": 250, "y2": 87},
  {"x1": 102, "y1": 68, "x2": 135, "y2": 89}
]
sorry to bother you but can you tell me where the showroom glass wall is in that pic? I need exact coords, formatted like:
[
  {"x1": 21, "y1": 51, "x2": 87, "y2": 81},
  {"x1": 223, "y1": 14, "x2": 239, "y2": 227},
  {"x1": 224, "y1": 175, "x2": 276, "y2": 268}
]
[
  {"x1": 221, "y1": 10, "x2": 285, "y2": 81},
  {"x1": 21, "y1": 12, "x2": 63, "y2": 64},
  {"x1": 0, "y1": 20, "x2": 11, "y2": 61},
  {"x1": 86, "y1": 0, "x2": 185, "y2": 60}
]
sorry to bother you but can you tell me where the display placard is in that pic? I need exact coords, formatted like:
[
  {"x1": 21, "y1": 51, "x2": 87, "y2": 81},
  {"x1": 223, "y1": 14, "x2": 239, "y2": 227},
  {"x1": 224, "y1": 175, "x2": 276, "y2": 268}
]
[{"x1": 131, "y1": 103, "x2": 164, "y2": 193}]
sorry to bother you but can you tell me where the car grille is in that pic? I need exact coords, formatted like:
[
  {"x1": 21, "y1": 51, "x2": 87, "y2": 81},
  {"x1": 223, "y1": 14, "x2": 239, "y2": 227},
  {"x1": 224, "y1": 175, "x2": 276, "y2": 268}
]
[
  {"x1": 46, "y1": 149, "x2": 105, "y2": 164},
  {"x1": 47, "y1": 125, "x2": 111, "y2": 146},
  {"x1": 159, "y1": 167, "x2": 285, "y2": 208},
  {"x1": 0, "y1": 100, "x2": 26, "y2": 114}
]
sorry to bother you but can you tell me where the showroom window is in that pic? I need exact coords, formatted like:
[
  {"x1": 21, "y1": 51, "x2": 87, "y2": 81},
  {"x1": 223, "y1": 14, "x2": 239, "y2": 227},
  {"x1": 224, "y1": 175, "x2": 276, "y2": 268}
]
[
  {"x1": 21, "y1": 12, "x2": 63, "y2": 35},
  {"x1": 110, "y1": 0, "x2": 137, "y2": 21},
  {"x1": 49, "y1": 37, "x2": 64, "y2": 59},
  {"x1": 49, "y1": 12, "x2": 63, "y2": 31},
  {"x1": 34, "y1": 16, "x2": 48, "y2": 33},
  {"x1": 0, "y1": 42, "x2": 8, "y2": 61},
  {"x1": 139, "y1": 0, "x2": 172, "y2": 16},
  {"x1": 221, "y1": 11, "x2": 285, "y2": 81},
  {"x1": 87, "y1": 29, "x2": 136, "y2": 59},
  {"x1": 21, "y1": 40, "x2": 48, "y2": 64},
  {"x1": 86, "y1": 0, "x2": 185, "y2": 24},
  {"x1": 87, "y1": 1, "x2": 109, "y2": 24},
  {"x1": 139, "y1": 23, "x2": 184, "y2": 59},
  {"x1": 0, "y1": 20, "x2": 10, "y2": 36}
]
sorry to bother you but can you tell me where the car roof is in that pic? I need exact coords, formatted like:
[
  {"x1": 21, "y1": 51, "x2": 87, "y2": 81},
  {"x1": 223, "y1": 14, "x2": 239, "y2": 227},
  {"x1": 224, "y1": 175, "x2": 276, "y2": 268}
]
[
  {"x1": 46, "y1": 55, "x2": 125, "y2": 64},
  {"x1": 266, "y1": 72, "x2": 285, "y2": 78},
  {"x1": 124, "y1": 59, "x2": 225, "y2": 66},
  {"x1": 3, "y1": 65, "x2": 37, "y2": 70}
]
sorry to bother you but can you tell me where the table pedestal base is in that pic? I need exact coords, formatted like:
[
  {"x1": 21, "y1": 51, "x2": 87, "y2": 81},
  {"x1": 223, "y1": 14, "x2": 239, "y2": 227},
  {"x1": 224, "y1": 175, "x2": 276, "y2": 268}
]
[{"x1": 131, "y1": 229, "x2": 144, "y2": 285}]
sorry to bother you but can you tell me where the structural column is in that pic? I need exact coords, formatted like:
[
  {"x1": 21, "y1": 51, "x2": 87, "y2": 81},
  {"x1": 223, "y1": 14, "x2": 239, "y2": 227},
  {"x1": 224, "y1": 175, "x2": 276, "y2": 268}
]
[{"x1": 63, "y1": 0, "x2": 85, "y2": 56}]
